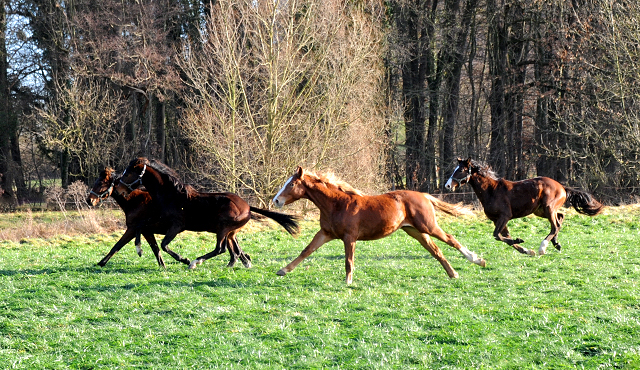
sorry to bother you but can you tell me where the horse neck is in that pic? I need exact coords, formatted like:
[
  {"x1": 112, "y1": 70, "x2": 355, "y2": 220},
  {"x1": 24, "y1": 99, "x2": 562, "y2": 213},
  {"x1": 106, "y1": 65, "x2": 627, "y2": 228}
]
[
  {"x1": 110, "y1": 188, "x2": 130, "y2": 209},
  {"x1": 142, "y1": 168, "x2": 175, "y2": 200},
  {"x1": 302, "y1": 179, "x2": 346, "y2": 215},
  {"x1": 468, "y1": 172, "x2": 498, "y2": 205}
]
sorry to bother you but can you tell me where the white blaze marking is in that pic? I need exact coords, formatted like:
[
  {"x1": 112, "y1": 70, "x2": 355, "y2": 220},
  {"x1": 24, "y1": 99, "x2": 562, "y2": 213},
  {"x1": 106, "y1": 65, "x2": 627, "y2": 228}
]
[
  {"x1": 444, "y1": 166, "x2": 459, "y2": 189},
  {"x1": 273, "y1": 177, "x2": 293, "y2": 205}
]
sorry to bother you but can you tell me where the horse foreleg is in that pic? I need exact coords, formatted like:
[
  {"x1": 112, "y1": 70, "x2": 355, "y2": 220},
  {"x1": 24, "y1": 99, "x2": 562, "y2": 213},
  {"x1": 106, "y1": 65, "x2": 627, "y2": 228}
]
[
  {"x1": 493, "y1": 218, "x2": 534, "y2": 256},
  {"x1": 97, "y1": 228, "x2": 137, "y2": 266},
  {"x1": 159, "y1": 228, "x2": 191, "y2": 265},
  {"x1": 142, "y1": 232, "x2": 165, "y2": 268},
  {"x1": 343, "y1": 237, "x2": 357, "y2": 284},
  {"x1": 277, "y1": 230, "x2": 333, "y2": 277},
  {"x1": 402, "y1": 227, "x2": 459, "y2": 278},
  {"x1": 189, "y1": 233, "x2": 228, "y2": 269}
]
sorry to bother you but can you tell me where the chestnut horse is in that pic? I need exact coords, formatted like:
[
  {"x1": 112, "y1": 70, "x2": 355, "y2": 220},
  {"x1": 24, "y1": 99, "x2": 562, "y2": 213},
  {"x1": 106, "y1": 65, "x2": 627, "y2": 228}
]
[
  {"x1": 87, "y1": 168, "x2": 251, "y2": 268},
  {"x1": 445, "y1": 158, "x2": 604, "y2": 256},
  {"x1": 272, "y1": 166, "x2": 486, "y2": 284},
  {"x1": 115, "y1": 157, "x2": 300, "y2": 269}
]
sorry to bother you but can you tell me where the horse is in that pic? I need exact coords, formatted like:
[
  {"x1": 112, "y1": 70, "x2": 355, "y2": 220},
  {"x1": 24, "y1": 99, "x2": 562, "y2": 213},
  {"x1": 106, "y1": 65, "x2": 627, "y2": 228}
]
[
  {"x1": 444, "y1": 158, "x2": 604, "y2": 256},
  {"x1": 272, "y1": 166, "x2": 486, "y2": 284},
  {"x1": 114, "y1": 157, "x2": 300, "y2": 269},
  {"x1": 87, "y1": 168, "x2": 251, "y2": 268}
]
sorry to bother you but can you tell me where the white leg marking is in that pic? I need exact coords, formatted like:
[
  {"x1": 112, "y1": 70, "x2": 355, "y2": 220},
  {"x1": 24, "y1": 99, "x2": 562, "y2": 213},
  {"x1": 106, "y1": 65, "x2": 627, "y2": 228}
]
[
  {"x1": 460, "y1": 246, "x2": 485, "y2": 267},
  {"x1": 539, "y1": 240, "x2": 549, "y2": 256},
  {"x1": 189, "y1": 259, "x2": 200, "y2": 269}
]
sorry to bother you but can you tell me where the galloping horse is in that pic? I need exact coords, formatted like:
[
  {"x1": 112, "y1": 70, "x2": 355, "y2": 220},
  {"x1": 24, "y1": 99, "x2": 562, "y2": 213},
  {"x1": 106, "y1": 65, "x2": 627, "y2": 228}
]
[
  {"x1": 272, "y1": 166, "x2": 486, "y2": 284},
  {"x1": 87, "y1": 168, "x2": 251, "y2": 268},
  {"x1": 445, "y1": 158, "x2": 604, "y2": 255},
  {"x1": 115, "y1": 157, "x2": 300, "y2": 269}
]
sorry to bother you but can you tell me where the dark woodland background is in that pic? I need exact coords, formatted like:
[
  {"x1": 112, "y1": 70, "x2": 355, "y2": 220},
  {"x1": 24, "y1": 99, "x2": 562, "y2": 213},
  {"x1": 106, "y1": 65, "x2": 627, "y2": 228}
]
[{"x1": 1, "y1": 0, "x2": 639, "y2": 208}]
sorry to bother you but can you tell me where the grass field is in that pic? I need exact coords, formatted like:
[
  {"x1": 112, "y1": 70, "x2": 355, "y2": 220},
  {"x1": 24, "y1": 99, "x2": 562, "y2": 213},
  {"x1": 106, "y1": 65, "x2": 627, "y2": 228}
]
[{"x1": 1, "y1": 207, "x2": 639, "y2": 369}]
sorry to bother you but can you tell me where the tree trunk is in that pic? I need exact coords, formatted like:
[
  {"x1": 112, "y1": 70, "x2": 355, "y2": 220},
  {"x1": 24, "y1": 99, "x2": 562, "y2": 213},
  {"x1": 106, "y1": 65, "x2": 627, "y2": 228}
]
[
  {"x1": 487, "y1": 0, "x2": 507, "y2": 176},
  {"x1": 439, "y1": 0, "x2": 478, "y2": 189},
  {"x1": 0, "y1": 0, "x2": 13, "y2": 203}
]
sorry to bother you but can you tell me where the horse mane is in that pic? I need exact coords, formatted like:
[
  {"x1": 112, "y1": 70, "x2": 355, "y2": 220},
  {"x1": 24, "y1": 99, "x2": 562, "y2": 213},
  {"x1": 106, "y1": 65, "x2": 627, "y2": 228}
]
[
  {"x1": 145, "y1": 159, "x2": 198, "y2": 197},
  {"x1": 470, "y1": 159, "x2": 500, "y2": 181},
  {"x1": 103, "y1": 167, "x2": 116, "y2": 181},
  {"x1": 304, "y1": 170, "x2": 364, "y2": 196}
]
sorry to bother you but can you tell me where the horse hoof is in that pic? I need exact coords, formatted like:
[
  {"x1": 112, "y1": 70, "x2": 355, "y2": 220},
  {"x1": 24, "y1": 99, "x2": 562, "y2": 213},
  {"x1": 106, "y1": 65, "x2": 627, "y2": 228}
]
[
  {"x1": 276, "y1": 269, "x2": 287, "y2": 276},
  {"x1": 188, "y1": 260, "x2": 199, "y2": 269},
  {"x1": 478, "y1": 259, "x2": 486, "y2": 268},
  {"x1": 526, "y1": 249, "x2": 536, "y2": 256},
  {"x1": 555, "y1": 245, "x2": 562, "y2": 252},
  {"x1": 136, "y1": 246, "x2": 143, "y2": 257},
  {"x1": 243, "y1": 261, "x2": 252, "y2": 269}
]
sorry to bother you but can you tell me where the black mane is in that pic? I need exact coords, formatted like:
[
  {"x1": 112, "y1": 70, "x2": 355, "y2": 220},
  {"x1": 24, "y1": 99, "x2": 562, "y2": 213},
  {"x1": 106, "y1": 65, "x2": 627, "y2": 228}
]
[
  {"x1": 469, "y1": 159, "x2": 500, "y2": 181},
  {"x1": 132, "y1": 158, "x2": 196, "y2": 196}
]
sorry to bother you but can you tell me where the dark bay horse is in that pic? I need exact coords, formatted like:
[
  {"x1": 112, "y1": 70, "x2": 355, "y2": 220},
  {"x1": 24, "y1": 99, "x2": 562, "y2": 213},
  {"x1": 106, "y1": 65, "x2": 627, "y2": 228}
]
[
  {"x1": 87, "y1": 168, "x2": 251, "y2": 268},
  {"x1": 445, "y1": 158, "x2": 604, "y2": 256},
  {"x1": 272, "y1": 166, "x2": 486, "y2": 284},
  {"x1": 114, "y1": 157, "x2": 300, "y2": 269}
]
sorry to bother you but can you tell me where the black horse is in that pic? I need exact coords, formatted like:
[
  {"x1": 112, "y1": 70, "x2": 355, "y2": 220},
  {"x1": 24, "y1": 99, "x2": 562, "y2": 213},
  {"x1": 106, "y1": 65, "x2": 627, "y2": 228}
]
[
  {"x1": 115, "y1": 157, "x2": 300, "y2": 269},
  {"x1": 87, "y1": 168, "x2": 251, "y2": 268}
]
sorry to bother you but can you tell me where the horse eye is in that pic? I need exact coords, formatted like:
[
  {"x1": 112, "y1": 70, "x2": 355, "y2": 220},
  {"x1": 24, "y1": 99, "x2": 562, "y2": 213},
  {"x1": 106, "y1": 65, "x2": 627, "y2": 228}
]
[{"x1": 289, "y1": 182, "x2": 294, "y2": 187}]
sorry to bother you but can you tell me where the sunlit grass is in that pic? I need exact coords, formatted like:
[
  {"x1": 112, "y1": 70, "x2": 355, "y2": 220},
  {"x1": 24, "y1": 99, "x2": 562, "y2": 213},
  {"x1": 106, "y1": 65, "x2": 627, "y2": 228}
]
[{"x1": 1, "y1": 207, "x2": 639, "y2": 368}]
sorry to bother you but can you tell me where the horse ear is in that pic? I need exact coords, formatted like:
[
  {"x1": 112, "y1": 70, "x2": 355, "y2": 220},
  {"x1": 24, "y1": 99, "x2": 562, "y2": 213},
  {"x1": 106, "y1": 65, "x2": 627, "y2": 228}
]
[{"x1": 295, "y1": 166, "x2": 304, "y2": 178}]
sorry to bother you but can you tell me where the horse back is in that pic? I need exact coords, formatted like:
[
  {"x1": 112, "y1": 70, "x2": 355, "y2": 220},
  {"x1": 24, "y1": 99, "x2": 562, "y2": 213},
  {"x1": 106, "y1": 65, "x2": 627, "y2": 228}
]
[
  {"x1": 318, "y1": 191, "x2": 406, "y2": 241},
  {"x1": 503, "y1": 177, "x2": 566, "y2": 218},
  {"x1": 182, "y1": 191, "x2": 251, "y2": 231}
]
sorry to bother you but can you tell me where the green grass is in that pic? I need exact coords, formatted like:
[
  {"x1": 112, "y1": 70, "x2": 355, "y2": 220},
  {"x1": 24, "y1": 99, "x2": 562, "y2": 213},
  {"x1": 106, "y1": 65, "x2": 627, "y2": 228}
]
[{"x1": 1, "y1": 209, "x2": 640, "y2": 369}]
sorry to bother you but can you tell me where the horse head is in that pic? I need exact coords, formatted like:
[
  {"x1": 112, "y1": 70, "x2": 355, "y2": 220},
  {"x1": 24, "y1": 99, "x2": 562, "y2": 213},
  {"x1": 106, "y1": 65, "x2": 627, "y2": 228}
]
[
  {"x1": 445, "y1": 158, "x2": 474, "y2": 191},
  {"x1": 273, "y1": 166, "x2": 307, "y2": 208},
  {"x1": 87, "y1": 167, "x2": 117, "y2": 206},
  {"x1": 115, "y1": 157, "x2": 149, "y2": 197}
]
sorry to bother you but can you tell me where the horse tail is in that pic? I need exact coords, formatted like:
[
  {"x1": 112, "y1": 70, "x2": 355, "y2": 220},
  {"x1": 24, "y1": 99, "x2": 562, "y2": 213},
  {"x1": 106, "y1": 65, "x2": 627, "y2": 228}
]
[
  {"x1": 250, "y1": 206, "x2": 301, "y2": 236},
  {"x1": 563, "y1": 187, "x2": 604, "y2": 216},
  {"x1": 424, "y1": 194, "x2": 472, "y2": 217}
]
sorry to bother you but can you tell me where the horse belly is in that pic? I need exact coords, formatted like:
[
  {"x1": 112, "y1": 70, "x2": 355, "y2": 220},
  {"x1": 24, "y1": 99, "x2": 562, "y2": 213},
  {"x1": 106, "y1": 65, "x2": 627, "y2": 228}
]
[{"x1": 356, "y1": 213, "x2": 403, "y2": 241}]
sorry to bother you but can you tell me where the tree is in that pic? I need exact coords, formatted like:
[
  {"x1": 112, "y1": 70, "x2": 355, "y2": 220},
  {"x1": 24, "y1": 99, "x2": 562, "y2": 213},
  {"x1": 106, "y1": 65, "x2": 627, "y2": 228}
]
[{"x1": 178, "y1": 0, "x2": 386, "y2": 204}]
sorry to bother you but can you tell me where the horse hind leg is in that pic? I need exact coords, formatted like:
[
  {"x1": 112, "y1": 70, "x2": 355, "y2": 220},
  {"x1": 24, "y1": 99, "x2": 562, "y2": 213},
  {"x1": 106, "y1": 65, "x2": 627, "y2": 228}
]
[
  {"x1": 552, "y1": 213, "x2": 564, "y2": 251},
  {"x1": 402, "y1": 227, "x2": 459, "y2": 279},
  {"x1": 231, "y1": 234, "x2": 252, "y2": 269},
  {"x1": 540, "y1": 212, "x2": 563, "y2": 255},
  {"x1": 409, "y1": 224, "x2": 486, "y2": 268},
  {"x1": 224, "y1": 231, "x2": 252, "y2": 269}
]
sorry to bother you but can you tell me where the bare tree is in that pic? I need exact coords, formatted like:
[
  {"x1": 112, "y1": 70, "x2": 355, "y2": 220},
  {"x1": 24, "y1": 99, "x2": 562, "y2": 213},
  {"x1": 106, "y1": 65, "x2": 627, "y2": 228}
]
[{"x1": 179, "y1": 0, "x2": 386, "y2": 204}]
